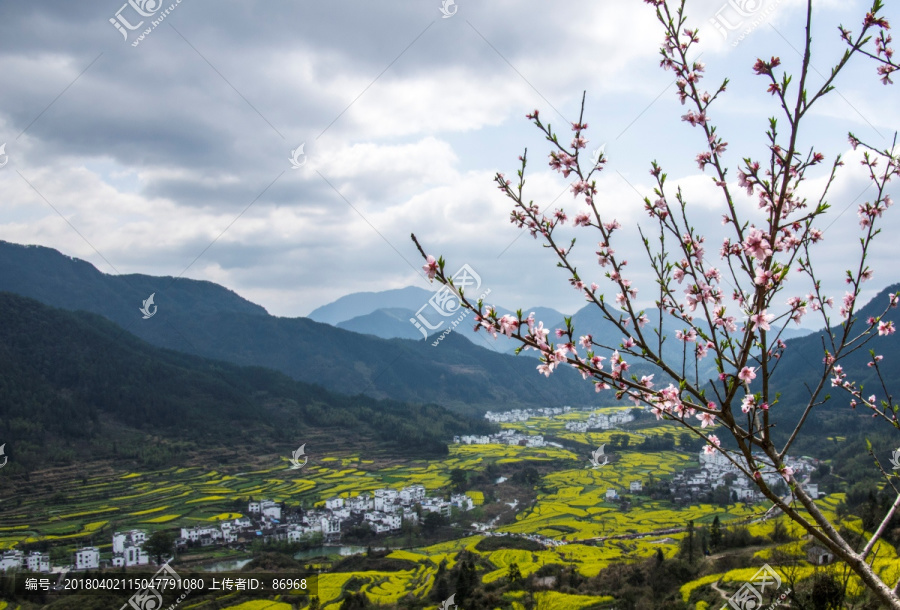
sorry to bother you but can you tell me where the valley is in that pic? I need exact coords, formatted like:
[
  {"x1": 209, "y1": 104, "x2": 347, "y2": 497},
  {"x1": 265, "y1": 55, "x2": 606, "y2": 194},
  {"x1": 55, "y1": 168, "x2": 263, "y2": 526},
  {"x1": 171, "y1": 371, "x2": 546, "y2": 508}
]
[{"x1": 2, "y1": 406, "x2": 888, "y2": 610}]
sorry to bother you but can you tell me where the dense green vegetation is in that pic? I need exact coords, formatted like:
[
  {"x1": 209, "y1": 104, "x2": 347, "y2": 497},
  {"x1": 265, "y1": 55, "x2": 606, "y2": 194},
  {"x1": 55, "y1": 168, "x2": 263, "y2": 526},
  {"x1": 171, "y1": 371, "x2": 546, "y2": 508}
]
[
  {"x1": 0, "y1": 292, "x2": 493, "y2": 468},
  {"x1": 0, "y1": 241, "x2": 597, "y2": 414}
]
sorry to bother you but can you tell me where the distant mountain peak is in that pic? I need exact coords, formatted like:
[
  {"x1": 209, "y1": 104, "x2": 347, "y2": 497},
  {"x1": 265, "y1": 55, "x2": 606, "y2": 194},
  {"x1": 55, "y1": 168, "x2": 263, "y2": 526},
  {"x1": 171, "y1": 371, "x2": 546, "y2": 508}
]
[{"x1": 307, "y1": 285, "x2": 435, "y2": 325}]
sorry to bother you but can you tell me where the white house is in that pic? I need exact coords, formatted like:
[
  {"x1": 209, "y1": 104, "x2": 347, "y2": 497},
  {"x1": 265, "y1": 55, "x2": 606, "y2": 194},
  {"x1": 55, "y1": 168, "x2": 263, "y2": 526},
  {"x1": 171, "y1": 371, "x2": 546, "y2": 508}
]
[
  {"x1": 260, "y1": 500, "x2": 282, "y2": 520},
  {"x1": 112, "y1": 530, "x2": 147, "y2": 554},
  {"x1": 325, "y1": 497, "x2": 345, "y2": 510},
  {"x1": 112, "y1": 530, "x2": 149, "y2": 568},
  {"x1": 112, "y1": 544, "x2": 149, "y2": 568},
  {"x1": 450, "y1": 494, "x2": 475, "y2": 511},
  {"x1": 320, "y1": 517, "x2": 341, "y2": 536},
  {"x1": 805, "y1": 483, "x2": 819, "y2": 499},
  {"x1": 112, "y1": 530, "x2": 149, "y2": 567},
  {"x1": 699, "y1": 449, "x2": 730, "y2": 468},
  {"x1": 733, "y1": 487, "x2": 757, "y2": 501},
  {"x1": 400, "y1": 485, "x2": 426, "y2": 504},
  {"x1": 402, "y1": 508, "x2": 419, "y2": 524},
  {"x1": 374, "y1": 489, "x2": 399, "y2": 512},
  {"x1": 180, "y1": 526, "x2": 222, "y2": 543},
  {"x1": 605, "y1": 489, "x2": 618, "y2": 501},
  {"x1": 630, "y1": 481, "x2": 643, "y2": 493},
  {"x1": 286, "y1": 524, "x2": 319, "y2": 542},
  {"x1": 74, "y1": 547, "x2": 100, "y2": 570},
  {"x1": 0, "y1": 550, "x2": 24, "y2": 572},
  {"x1": 421, "y1": 499, "x2": 452, "y2": 518},
  {"x1": 347, "y1": 494, "x2": 372, "y2": 512},
  {"x1": 26, "y1": 552, "x2": 50, "y2": 573},
  {"x1": 248, "y1": 500, "x2": 261, "y2": 514},
  {"x1": 371, "y1": 522, "x2": 391, "y2": 534}
]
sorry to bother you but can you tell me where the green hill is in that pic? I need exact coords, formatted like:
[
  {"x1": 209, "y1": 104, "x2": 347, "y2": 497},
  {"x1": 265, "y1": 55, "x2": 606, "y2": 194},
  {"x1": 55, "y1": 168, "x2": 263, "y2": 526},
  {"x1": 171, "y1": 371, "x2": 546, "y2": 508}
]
[
  {"x1": 0, "y1": 240, "x2": 595, "y2": 414},
  {"x1": 0, "y1": 292, "x2": 493, "y2": 469}
]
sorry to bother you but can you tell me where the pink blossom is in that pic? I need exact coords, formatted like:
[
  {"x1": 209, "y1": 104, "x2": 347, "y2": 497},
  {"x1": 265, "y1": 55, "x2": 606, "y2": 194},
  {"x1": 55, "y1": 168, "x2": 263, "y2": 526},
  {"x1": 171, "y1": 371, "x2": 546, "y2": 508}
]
[
  {"x1": 743, "y1": 228, "x2": 772, "y2": 260},
  {"x1": 480, "y1": 315, "x2": 498, "y2": 338},
  {"x1": 553, "y1": 347, "x2": 569, "y2": 363},
  {"x1": 750, "y1": 309, "x2": 774, "y2": 332},
  {"x1": 572, "y1": 180, "x2": 591, "y2": 196},
  {"x1": 741, "y1": 394, "x2": 756, "y2": 413},
  {"x1": 681, "y1": 110, "x2": 707, "y2": 126},
  {"x1": 604, "y1": 219, "x2": 622, "y2": 232},
  {"x1": 499, "y1": 315, "x2": 519, "y2": 338},
  {"x1": 531, "y1": 321, "x2": 550, "y2": 347},
  {"x1": 423, "y1": 255, "x2": 439, "y2": 280},
  {"x1": 596, "y1": 243, "x2": 614, "y2": 267},
  {"x1": 703, "y1": 434, "x2": 721, "y2": 454},
  {"x1": 779, "y1": 466, "x2": 794, "y2": 483},
  {"x1": 840, "y1": 292, "x2": 855, "y2": 318},
  {"x1": 696, "y1": 410, "x2": 716, "y2": 428},
  {"x1": 675, "y1": 328, "x2": 697, "y2": 342},
  {"x1": 738, "y1": 366, "x2": 757, "y2": 383},
  {"x1": 696, "y1": 151, "x2": 712, "y2": 170},
  {"x1": 878, "y1": 320, "x2": 896, "y2": 335},
  {"x1": 754, "y1": 266, "x2": 775, "y2": 287}
]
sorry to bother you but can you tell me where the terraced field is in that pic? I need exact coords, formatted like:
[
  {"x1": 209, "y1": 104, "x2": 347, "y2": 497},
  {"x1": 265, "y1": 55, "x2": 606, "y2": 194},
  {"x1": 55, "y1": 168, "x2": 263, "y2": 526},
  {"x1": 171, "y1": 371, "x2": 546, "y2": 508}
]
[{"x1": 0, "y1": 406, "x2": 871, "y2": 609}]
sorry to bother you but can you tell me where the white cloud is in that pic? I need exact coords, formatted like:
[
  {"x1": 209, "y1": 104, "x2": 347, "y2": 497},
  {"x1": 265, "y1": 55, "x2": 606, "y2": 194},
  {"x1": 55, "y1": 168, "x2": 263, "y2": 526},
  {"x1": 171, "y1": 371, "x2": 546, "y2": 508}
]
[{"x1": 0, "y1": 0, "x2": 896, "y2": 322}]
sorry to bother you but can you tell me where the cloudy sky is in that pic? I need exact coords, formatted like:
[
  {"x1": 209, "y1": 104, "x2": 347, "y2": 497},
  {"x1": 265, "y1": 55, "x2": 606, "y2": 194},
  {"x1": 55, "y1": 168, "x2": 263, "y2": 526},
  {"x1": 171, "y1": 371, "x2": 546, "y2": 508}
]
[{"x1": 0, "y1": 0, "x2": 897, "y2": 322}]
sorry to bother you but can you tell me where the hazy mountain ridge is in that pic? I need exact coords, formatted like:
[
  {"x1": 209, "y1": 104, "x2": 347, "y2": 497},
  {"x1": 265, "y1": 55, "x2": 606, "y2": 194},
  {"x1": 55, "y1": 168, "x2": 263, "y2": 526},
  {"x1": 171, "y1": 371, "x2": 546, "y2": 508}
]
[
  {"x1": 308, "y1": 286, "x2": 434, "y2": 325},
  {"x1": 316, "y1": 285, "x2": 809, "y2": 357}
]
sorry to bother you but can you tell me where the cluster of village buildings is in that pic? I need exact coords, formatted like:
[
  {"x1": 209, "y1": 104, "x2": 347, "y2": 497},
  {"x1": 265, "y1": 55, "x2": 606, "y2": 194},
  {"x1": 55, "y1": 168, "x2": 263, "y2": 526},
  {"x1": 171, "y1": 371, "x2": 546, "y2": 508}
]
[
  {"x1": 564, "y1": 409, "x2": 635, "y2": 432},
  {"x1": 453, "y1": 429, "x2": 557, "y2": 447},
  {"x1": 483, "y1": 406, "x2": 572, "y2": 423},
  {"x1": 0, "y1": 403, "x2": 825, "y2": 576},
  {"x1": 0, "y1": 485, "x2": 476, "y2": 573},
  {"x1": 0, "y1": 529, "x2": 164, "y2": 573},
  {"x1": 666, "y1": 450, "x2": 820, "y2": 504}
]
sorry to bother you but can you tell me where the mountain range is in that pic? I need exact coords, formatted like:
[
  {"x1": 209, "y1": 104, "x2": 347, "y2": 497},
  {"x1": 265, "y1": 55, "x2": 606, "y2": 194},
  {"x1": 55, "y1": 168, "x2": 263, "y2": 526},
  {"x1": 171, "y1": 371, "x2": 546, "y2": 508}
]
[
  {"x1": 0, "y1": 241, "x2": 596, "y2": 415},
  {"x1": 0, "y1": 239, "x2": 894, "y2": 458},
  {"x1": 0, "y1": 291, "x2": 496, "y2": 469},
  {"x1": 311, "y1": 279, "x2": 811, "y2": 376}
]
